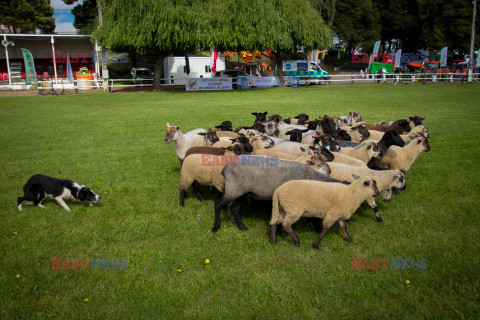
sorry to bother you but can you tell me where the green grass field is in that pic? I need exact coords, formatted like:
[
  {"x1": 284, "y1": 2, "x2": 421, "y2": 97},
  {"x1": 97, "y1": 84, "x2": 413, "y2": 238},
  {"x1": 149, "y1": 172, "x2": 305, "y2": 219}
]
[{"x1": 1, "y1": 84, "x2": 479, "y2": 319}]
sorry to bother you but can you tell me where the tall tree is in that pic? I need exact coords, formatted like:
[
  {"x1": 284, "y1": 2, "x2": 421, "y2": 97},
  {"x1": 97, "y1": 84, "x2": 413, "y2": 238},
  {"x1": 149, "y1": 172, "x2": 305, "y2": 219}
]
[
  {"x1": 63, "y1": 0, "x2": 98, "y2": 34},
  {"x1": 372, "y1": 0, "x2": 422, "y2": 52},
  {"x1": 203, "y1": 0, "x2": 331, "y2": 85},
  {"x1": 0, "y1": 0, "x2": 55, "y2": 33},
  {"x1": 310, "y1": 0, "x2": 336, "y2": 27},
  {"x1": 333, "y1": 0, "x2": 380, "y2": 54},
  {"x1": 94, "y1": 0, "x2": 330, "y2": 88},
  {"x1": 70, "y1": 0, "x2": 97, "y2": 34},
  {"x1": 420, "y1": 0, "x2": 479, "y2": 55}
]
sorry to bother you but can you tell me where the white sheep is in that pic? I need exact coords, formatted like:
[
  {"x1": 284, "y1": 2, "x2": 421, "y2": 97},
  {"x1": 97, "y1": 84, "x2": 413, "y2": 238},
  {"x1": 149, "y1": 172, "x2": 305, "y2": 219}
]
[
  {"x1": 216, "y1": 131, "x2": 240, "y2": 139},
  {"x1": 347, "y1": 124, "x2": 370, "y2": 143},
  {"x1": 212, "y1": 138, "x2": 235, "y2": 148},
  {"x1": 328, "y1": 162, "x2": 406, "y2": 222},
  {"x1": 366, "y1": 130, "x2": 385, "y2": 141},
  {"x1": 179, "y1": 149, "x2": 239, "y2": 206},
  {"x1": 270, "y1": 176, "x2": 379, "y2": 249},
  {"x1": 331, "y1": 152, "x2": 368, "y2": 167},
  {"x1": 380, "y1": 136, "x2": 431, "y2": 172},
  {"x1": 338, "y1": 142, "x2": 381, "y2": 164},
  {"x1": 400, "y1": 125, "x2": 428, "y2": 144},
  {"x1": 165, "y1": 123, "x2": 207, "y2": 162},
  {"x1": 249, "y1": 133, "x2": 275, "y2": 151}
]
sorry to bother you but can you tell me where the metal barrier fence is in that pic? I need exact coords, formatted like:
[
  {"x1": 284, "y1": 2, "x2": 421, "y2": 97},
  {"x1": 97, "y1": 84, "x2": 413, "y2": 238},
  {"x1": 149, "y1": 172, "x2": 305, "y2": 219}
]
[{"x1": 22, "y1": 71, "x2": 480, "y2": 95}]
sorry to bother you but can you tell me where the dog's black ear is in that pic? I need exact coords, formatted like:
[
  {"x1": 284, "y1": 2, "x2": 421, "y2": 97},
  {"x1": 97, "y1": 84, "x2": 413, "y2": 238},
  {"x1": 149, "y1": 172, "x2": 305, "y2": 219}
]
[
  {"x1": 77, "y1": 188, "x2": 86, "y2": 201},
  {"x1": 77, "y1": 188, "x2": 91, "y2": 201}
]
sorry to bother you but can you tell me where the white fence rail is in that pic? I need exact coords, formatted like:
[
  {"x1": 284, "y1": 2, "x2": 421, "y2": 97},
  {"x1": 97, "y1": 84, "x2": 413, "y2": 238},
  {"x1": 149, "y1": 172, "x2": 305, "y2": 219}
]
[{"x1": 3, "y1": 72, "x2": 479, "y2": 94}]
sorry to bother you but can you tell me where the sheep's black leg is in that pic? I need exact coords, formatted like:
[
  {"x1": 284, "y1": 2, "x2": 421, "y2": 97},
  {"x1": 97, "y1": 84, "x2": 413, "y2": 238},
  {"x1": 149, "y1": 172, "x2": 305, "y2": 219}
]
[
  {"x1": 312, "y1": 226, "x2": 331, "y2": 249},
  {"x1": 338, "y1": 220, "x2": 353, "y2": 242},
  {"x1": 283, "y1": 225, "x2": 300, "y2": 247},
  {"x1": 213, "y1": 196, "x2": 232, "y2": 232},
  {"x1": 270, "y1": 223, "x2": 279, "y2": 244},
  {"x1": 367, "y1": 198, "x2": 383, "y2": 223},
  {"x1": 308, "y1": 218, "x2": 322, "y2": 233},
  {"x1": 192, "y1": 181, "x2": 204, "y2": 202},
  {"x1": 179, "y1": 189, "x2": 186, "y2": 207},
  {"x1": 374, "y1": 207, "x2": 383, "y2": 223},
  {"x1": 230, "y1": 198, "x2": 248, "y2": 231}
]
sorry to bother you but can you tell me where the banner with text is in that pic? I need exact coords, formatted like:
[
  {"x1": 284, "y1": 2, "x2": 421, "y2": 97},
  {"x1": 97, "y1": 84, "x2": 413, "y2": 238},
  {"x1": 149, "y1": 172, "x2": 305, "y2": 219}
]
[
  {"x1": 21, "y1": 48, "x2": 37, "y2": 86},
  {"x1": 237, "y1": 76, "x2": 280, "y2": 89},
  {"x1": 186, "y1": 78, "x2": 232, "y2": 91}
]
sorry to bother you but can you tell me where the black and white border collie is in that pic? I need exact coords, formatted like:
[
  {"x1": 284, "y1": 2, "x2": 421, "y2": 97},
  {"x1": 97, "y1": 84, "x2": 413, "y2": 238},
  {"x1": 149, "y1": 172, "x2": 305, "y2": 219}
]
[{"x1": 18, "y1": 174, "x2": 101, "y2": 211}]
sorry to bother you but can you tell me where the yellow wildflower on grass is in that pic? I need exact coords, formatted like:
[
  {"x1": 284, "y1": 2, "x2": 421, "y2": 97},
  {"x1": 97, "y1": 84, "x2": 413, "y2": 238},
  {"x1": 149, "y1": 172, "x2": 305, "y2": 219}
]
[
  {"x1": 177, "y1": 269, "x2": 182, "y2": 273},
  {"x1": 205, "y1": 259, "x2": 210, "y2": 264},
  {"x1": 405, "y1": 280, "x2": 410, "y2": 284},
  {"x1": 83, "y1": 298, "x2": 89, "y2": 302},
  {"x1": 16, "y1": 274, "x2": 20, "y2": 279}
]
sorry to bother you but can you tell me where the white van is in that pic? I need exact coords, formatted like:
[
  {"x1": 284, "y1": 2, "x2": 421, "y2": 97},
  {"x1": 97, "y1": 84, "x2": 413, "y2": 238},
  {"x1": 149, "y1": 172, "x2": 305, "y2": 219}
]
[{"x1": 282, "y1": 60, "x2": 329, "y2": 85}]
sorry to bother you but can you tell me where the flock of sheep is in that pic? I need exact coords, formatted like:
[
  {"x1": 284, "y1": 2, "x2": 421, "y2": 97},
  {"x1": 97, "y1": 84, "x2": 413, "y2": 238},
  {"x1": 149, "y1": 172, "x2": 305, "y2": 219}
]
[{"x1": 165, "y1": 111, "x2": 430, "y2": 249}]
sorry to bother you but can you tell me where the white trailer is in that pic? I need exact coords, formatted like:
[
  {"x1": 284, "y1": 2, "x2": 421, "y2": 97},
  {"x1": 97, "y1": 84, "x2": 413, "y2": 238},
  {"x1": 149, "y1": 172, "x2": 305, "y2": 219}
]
[{"x1": 164, "y1": 56, "x2": 226, "y2": 85}]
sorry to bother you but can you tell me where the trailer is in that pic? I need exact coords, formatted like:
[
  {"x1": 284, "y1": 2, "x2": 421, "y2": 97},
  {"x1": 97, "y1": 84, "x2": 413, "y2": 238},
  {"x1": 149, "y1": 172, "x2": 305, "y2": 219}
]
[{"x1": 163, "y1": 56, "x2": 226, "y2": 85}]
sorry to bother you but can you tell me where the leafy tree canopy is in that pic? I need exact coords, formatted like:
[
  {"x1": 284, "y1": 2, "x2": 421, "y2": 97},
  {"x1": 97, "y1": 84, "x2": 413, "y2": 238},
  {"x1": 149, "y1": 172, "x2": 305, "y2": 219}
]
[
  {"x1": 333, "y1": 0, "x2": 380, "y2": 52},
  {"x1": 93, "y1": 0, "x2": 331, "y2": 87},
  {"x1": 0, "y1": 0, "x2": 55, "y2": 33}
]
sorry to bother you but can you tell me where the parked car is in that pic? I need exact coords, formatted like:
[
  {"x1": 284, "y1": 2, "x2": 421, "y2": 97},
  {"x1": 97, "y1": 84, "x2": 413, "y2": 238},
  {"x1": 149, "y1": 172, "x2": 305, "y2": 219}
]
[
  {"x1": 131, "y1": 68, "x2": 154, "y2": 84},
  {"x1": 213, "y1": 70, "x2": 249, "y2": 88}
]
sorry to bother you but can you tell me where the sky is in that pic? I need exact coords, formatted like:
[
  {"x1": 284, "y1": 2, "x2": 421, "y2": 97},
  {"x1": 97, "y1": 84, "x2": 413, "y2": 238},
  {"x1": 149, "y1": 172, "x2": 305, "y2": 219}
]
[{"x1": 51, "y1": 0, "x2": 83, "y2": 34}]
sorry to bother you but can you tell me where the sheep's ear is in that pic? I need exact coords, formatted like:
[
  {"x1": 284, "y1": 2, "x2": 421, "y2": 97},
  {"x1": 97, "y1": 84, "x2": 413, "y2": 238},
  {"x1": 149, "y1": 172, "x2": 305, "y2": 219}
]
[
  {"x1": 251, "y1": 112, "x2": 258, "y2": 116},
  {"x1": 208, "y1": 128, "x2": 213, "y2": 131},
  {"x1": 349, "y1": 112, "x2": 352, "y2": 117},
  {"x1": 198, "y1": 132, "x2": 206, "y2": 136},
  {"x1": 300, "y1": 147, "x2": 306, "y2": 152},
  {"x1": 226, "y1": 146, "x2": 234, "y2": 151},
  {"x1": 309, "y1": 145, "x2": 316, "y2": 150},
  {"x1": 352, "y1": 174, "x2": 361, "y2": 180},
  {"x1": 420, "y1": 117, "x2": 425, "y2": 121},
  {"x1": 230, "y1": 138, "x2": 237, "y2": 142},
  {"x1": 176, "y1": 126, "x2": 180, "y2": 131},
  {"x1": 264, "y1": 111, "x2": 268, "y2": 115},
  {"x1": 351, "y1": 126, "x2": 357, "y2": 130}
]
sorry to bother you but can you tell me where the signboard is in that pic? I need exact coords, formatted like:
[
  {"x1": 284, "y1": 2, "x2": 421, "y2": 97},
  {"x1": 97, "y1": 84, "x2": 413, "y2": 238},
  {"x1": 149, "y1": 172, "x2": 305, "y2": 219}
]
[
  {"x1": 440, "y1": 47, "x2": 448, "y2": 68},
  {"x1": 237, "y1": 76, "x2": 280, "y2": 89},
  {"x1": 21, "y1": 48, "x2": 37, "y2": 86},
  {"x1": 185, "y1": 78, "x2": 232, "y2": 91}
]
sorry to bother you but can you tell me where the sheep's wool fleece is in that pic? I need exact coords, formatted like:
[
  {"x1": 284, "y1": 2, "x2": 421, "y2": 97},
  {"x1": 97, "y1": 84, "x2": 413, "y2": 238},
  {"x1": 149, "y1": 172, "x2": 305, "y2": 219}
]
[
  {"x1": 381, "y1": 138, "x2": 425, "y2": 171},
  {"x1": 271, "y1": 179, "x2": 374, "y2": 226},
  {"x1": 180, "y1": 154, "x2": 226, "y2": 192}
]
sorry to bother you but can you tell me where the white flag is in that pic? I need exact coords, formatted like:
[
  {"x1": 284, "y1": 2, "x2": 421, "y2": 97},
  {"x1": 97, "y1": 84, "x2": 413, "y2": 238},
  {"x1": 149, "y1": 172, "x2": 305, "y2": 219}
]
[
  {"x1": 440, "y1": 47, "x2": 448, "y2": 68},
  {"x1": 369, "y1": 40, "x2": 381, "y2": 68}
]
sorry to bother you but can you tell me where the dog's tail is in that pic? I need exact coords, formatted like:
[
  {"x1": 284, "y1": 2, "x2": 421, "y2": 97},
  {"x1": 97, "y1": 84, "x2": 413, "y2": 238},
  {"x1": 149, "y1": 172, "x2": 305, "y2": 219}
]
[{"x1": 17, "y1": 197, "x2": 24, "y2": 211}]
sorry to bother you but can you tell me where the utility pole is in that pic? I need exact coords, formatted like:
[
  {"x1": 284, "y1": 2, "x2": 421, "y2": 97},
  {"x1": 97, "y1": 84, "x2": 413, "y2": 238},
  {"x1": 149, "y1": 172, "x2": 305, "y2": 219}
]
[
  {"x1": 97, "y1": 0, "x2": 109, "y2": 91},
  {"x1": 468, "y1": 0, "x2": 477, "y2": 82}
]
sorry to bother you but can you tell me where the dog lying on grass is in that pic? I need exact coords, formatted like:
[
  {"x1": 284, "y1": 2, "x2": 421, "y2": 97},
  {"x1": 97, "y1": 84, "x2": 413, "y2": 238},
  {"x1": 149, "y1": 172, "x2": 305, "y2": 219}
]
[{"x1": 17, "y1": 174, "x2": 100, "y2": 211}]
